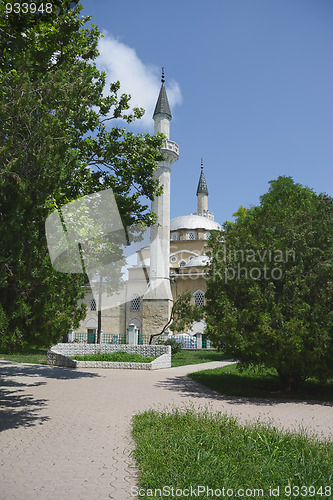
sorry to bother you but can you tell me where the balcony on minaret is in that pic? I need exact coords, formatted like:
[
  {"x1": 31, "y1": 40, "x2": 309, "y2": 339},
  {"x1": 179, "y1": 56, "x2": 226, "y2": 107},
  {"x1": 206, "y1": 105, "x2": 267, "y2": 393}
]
[{"x1": 161, "y1": 139, "x2": 179, "y2": 165}]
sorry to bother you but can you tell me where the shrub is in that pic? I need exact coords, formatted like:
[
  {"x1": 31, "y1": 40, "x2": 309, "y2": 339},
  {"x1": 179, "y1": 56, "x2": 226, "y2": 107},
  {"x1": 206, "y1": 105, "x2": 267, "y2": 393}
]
[{"x1": 164, "y1": 337, "x2": 183, "y2": 355}]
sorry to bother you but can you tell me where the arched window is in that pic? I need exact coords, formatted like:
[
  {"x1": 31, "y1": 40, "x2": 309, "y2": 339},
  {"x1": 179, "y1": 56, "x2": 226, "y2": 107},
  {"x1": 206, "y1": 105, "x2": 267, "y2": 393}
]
[
  {"x1": 130, "y1": 293, "x2": 140, "y2": 311},
  {"x1": 193, "y1": 290, "x2": 205, "y2": 307},
  {"x1": 90, "y1": 298, "x2": 97, "y2": 311},
  {"x1": 188, "y1": 231, "x2": 195, "y2": 240}
]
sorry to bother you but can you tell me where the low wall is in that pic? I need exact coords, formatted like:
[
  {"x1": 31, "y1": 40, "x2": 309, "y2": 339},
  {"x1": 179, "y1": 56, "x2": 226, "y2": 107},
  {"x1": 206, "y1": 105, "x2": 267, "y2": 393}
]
[{"x1": 47, "y1": 343, "x2": 171, "y2": 370}]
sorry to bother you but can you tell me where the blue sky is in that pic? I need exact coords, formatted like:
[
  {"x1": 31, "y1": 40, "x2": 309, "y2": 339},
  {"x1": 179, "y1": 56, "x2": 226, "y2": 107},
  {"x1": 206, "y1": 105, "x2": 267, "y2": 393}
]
[{"x1": 81, "y1": 0, "x2": 333, "y2": 224}]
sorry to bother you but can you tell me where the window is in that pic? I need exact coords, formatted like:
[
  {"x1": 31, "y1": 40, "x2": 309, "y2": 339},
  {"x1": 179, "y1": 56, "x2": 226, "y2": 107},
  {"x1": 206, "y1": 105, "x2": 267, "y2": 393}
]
[
  {"x1": 205, "y1": 232, "x2": 210, "y2": 240},
  {"x1": 90, "y1": 298, "x2": 96, "y2": 311},
  {"x1": 179, "y1": 260, "x2": 186, "y2": 267},
  {"x1": 193, "y1": 290, "x2": 205, "y2": 307},
  {"x1": 130, "y1": 293, "x2": 140, "y2": 311},
  {"x1": 188, "y1": 231, "x2": 195, "y2": 240},
  {"x1": 171, "y1": 232, "x2": 179, "y2": 240}
]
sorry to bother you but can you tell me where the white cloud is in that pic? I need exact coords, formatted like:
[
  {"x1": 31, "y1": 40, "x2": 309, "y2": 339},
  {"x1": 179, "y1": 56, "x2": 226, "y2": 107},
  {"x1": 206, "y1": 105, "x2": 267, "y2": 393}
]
[{"x1": 96, "y1": 33, "x2": 182, "y2": 129}]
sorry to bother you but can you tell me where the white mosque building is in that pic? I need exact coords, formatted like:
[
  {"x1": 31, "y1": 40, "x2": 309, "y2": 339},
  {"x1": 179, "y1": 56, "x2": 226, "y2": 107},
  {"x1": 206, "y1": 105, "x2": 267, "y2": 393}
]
[{"x1": 73, "y1": 72, "x2": 222, "y2": 345}]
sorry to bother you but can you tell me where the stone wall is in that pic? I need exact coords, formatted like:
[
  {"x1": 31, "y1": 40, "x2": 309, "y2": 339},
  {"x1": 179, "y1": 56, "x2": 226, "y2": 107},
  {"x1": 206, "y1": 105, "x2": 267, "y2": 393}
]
[
  {"x1": 47, "y1": 343, "x2": 171, "y2": 370},
  {"x1": 141, "y1": 298, "x2": 172, "y2": 338}
]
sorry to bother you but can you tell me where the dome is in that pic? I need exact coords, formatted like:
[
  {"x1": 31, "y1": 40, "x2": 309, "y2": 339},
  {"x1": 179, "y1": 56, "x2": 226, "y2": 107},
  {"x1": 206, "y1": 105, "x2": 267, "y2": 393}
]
[{"x1": 170, "y1": 214, "x2": 222, "y2": 232}]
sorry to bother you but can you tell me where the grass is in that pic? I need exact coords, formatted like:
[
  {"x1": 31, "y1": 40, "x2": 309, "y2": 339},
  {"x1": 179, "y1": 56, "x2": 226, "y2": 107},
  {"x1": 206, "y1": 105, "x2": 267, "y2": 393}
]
[
  {"x1": 0, "y1": 347, "x2": 229, "y2": 367},
  {"x1": 0, "y1": 347, "x2": 47, "y2": 364},
  {"x1": 188, "y1": 363, "x2": 333, "y2": 402},
  {"x1": 171, "y1": 348, "x2": 231, "y2": 367},
  {"x1": 73, "y1": 351, "x2": 156, "y2": 363},
  {"x1": 132, "y1": 406, "x2": 333, "y2": 500}
]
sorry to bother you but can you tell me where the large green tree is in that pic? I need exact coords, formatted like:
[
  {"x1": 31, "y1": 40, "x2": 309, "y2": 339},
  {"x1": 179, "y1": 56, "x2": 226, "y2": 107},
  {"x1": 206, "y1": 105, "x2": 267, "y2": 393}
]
[
  {"x1": 0, "y1": 0, "x2": 164, "y2": 351},
  {"x1": 205, "y1": 177, "x2": 333, "y2": 390}
]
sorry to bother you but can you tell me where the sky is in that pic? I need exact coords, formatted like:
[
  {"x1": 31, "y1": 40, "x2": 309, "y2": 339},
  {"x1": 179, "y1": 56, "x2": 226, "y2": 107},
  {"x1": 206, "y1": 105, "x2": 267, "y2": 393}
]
[{"x1": 81, "y1": 0, "x2": 333, "y2": 224}]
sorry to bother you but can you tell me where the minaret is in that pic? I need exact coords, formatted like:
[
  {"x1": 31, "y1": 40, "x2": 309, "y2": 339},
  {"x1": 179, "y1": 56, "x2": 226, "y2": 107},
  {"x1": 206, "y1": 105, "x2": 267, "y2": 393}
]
[
  {"x1": 195, "y1": 160, "x2": 214, "y2": 220},
  {"x1": 142, "y1": 69, "x2": 179, "y2": 336}
]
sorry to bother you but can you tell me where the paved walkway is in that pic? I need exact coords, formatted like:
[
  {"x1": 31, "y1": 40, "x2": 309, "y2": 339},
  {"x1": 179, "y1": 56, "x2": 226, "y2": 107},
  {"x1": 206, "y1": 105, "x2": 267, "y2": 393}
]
[{"x1": 0, "y1": 360, "x2": 332, "y2": 500}]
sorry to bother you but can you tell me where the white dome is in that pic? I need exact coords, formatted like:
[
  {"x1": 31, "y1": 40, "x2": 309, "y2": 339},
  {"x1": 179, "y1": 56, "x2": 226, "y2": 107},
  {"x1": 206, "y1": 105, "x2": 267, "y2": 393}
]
[{"x1": 170, "y1": 214, "x2": 222, "y2": 231}]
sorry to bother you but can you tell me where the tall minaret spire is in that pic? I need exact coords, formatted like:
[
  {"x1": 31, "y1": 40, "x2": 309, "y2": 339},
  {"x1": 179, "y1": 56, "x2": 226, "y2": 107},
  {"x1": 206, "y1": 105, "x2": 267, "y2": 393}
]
[
  {"x1": 153, "y1": 68, "x2": 172, "y2": 136},
  {"x1": 143, "y1": 69, "x2": 179, "y2": 335},
  {"x1": 196, "y1": 159, "x2": 214, "y2": 220}
]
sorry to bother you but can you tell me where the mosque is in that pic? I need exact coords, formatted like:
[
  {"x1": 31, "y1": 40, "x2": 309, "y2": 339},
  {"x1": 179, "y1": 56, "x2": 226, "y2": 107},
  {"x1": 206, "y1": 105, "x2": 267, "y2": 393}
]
[{"x1": 73, "y1": 73, "x2": 222, "y2": 345}]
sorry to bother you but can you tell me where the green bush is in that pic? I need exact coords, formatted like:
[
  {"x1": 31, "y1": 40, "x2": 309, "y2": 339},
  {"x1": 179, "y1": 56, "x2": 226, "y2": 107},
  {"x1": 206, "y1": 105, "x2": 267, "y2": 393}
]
[
  {"x1": 206, "y1": 177, "x2": 333, "y2": 391},
  {"x1": 164, "y1": 337, "x2": 183, "y2": 355}
]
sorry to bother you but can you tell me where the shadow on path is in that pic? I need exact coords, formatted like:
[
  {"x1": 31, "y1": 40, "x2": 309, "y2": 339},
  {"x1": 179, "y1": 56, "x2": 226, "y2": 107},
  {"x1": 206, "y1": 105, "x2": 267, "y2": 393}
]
[
  {"x1": 0, "y1": 360, "x2": 101, "y2": 381},
  {"x1": 0, "y1": 361, "x2": 101, "y2": 432},
  {"x1": 0, "y1": 388, "x2": 50, "y2": 432}
]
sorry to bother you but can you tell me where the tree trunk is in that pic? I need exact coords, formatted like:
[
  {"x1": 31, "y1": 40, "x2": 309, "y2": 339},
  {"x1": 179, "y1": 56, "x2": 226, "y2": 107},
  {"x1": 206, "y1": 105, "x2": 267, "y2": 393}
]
[
  {"x1": 97, "y1": 275, "x2": 102, "y2": 344},
  {"x1": 277, "y1": 369, "x2": 305, "y2": 392}
]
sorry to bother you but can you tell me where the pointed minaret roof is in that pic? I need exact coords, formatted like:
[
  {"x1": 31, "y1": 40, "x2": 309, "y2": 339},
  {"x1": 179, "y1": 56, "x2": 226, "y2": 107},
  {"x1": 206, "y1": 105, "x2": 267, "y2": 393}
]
[
  {"x1": 153, "y1": 68, "x2": 172, "y2": 120},
  {"x1": 196, "y1": 159, "x2": 209, "y2": 196}
]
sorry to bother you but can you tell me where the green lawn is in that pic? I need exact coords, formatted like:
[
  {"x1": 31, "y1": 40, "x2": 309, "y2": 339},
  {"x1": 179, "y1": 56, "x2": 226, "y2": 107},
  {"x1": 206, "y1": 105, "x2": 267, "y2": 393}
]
[
  {"x1": 0, "y1": 347, "x2": 47, "y2": 364},
  {"x1": 171, "y1": 348, "x2": 231, "y2": 367},
  {"x1": 74, "y1": 351, "x2": 156, "y2": 363},
  {"x1": 132, "y1": 407, "x2": 333, "y2": 500},
  {"x1": 188, "y1": 363, "x2": 333, "y2": 402}
]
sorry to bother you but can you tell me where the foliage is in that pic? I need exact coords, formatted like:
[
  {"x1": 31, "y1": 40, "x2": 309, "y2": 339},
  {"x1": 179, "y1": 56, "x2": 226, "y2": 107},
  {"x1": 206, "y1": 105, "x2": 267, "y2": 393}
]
[
  {"x1": 0, "y1": 1, "x2": 164, "y2": 351},
  {"x1": 132, "y1": 407, "x2": 333, "y2": 498},
  {"x1": 232, "y1": 205, "x2": 249, "y2": 219},
  {"x1": 163, "y1": 337, "x2": 182, "y2": 355},
  {"x1": 205, "y1": 177, "x2": 333, "y2": 390},
  {"x1": 149, "y1": 292, "x2": 204, "y2": 344}
]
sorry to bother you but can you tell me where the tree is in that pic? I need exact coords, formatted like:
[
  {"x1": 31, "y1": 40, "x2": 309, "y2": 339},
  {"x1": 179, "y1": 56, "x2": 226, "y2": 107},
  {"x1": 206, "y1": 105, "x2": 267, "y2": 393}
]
[
  {"x1": 205, "y1": 177, "x2": 333, "y2": 391},
  {"x1": 0, "y1": 1, "x2": 164, "y2": 351},
  {"x1": 149, "y1": 292, "x2": 204, "y2": 345}
]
